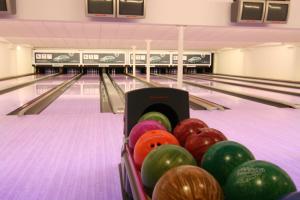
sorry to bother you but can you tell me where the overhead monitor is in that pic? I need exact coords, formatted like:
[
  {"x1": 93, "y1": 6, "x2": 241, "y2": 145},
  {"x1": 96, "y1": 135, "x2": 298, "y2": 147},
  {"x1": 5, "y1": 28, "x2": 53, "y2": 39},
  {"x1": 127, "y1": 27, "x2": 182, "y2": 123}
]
[
  {"x1": 117, "y1": 0, "x2": 145, "y2": 18},
  {"x1": 231, "y1": 0, "x2": 265, "y2": 23},
  {"x1": 85, "y1": 0, "x2": 115, "y2": 17},
  {"x1": 0, "y1": 0, "x2": 16, "y2": 15},
  {"x1": 264, "y1": 1, "x2": 289, "y2": 23}
]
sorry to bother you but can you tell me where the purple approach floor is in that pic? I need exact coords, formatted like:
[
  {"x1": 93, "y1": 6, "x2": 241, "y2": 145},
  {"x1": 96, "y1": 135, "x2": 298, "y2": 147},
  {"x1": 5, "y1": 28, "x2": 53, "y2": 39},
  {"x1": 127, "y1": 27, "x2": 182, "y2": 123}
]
[
  {"x1": 0, "y1": 113, "x2": 123, "y2": 200},
  {"x1": 0, "y1": 74, "x2": 300, "y2": 200},
  {"x1": 0, "y1": 108, "x2": 299, "y2": 200}
]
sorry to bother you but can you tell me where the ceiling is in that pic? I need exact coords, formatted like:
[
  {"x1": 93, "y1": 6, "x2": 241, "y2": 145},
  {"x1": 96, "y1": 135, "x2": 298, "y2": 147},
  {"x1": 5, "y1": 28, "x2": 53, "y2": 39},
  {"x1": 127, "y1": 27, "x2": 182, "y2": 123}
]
[{"x1": 1, "y1": 20, "x2": 300, "y2": 50}]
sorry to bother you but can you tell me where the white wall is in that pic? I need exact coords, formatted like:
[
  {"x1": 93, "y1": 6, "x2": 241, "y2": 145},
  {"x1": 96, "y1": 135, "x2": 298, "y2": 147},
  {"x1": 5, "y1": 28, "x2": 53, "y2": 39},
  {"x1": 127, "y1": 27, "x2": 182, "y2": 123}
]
[
  {"x1": 214, "y1": 45, "x2": 300, "y2": 81},
  {"x1": 0, "y1": 42, "x2": 15, "y2": 78},
  {"x1": 7, "y1": 0, "x2": 300, "y2": 28},
  {"x1": 214, "y1": 49, "x2": 245, "y2": 76},
  {"x1": 16, "y1": 46, "x2": 33, "y2": 75},
  {"x1": 0, "y1": 43, "x2": 33, "y2": 79}
]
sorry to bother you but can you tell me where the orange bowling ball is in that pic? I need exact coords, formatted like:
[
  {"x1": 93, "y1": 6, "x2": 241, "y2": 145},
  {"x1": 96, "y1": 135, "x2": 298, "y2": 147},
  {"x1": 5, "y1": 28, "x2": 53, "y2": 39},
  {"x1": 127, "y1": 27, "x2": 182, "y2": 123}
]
[{"x1": 134, "y1": 130, "x2": 179, "y2": 169}]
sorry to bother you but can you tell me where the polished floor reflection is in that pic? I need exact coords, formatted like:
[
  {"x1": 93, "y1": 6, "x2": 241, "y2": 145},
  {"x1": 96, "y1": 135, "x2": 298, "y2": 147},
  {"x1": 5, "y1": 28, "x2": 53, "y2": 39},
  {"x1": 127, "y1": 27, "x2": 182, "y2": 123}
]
[{"x1": 0, "y1": 73, "x2": 299, "y2": 200}]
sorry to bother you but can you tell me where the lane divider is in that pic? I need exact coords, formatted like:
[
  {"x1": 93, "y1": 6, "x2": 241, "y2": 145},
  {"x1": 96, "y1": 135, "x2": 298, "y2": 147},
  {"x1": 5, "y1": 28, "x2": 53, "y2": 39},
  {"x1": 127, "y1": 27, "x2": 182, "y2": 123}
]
[{"x1": 8, "y1": 74, "x2": 82, "y2": 115}]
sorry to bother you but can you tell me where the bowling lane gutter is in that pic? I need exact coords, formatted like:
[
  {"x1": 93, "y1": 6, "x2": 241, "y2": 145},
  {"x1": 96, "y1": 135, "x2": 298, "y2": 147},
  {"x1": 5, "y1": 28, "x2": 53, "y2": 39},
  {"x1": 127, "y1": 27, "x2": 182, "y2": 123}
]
[
  {"x1": 214, "y1": 73, "x2": 300, "y2": 85},
  {"x1": 160, "y1": 75, "x2": 300, "y2": 109},
  {"x1": 0, "y1": 73, "x2": 61, "y2": 95},
  {"x1": 107, "y1": 74, "x2": 126, "y2": 98},
  {"x1": 200, "y1": 74, "x2": 300, "y2": 90},
  {"x1": 101, "y1": 73, "x2": 125, "y2": 114},
  {"x1": 8, "y1": 73, "x2": 83, "y2": 115},
  {"x1": 100, "y1": 74, "x2": 113, "y2": 113},
  {"x1": 126, "y1": 73, "x2": 226, "y2": 111},
  {"x1": 0, "y1": 73, "x2": 35, "y2": 82},
  {"x1": 185, "y1": 75, "x2": 300, "y2": 97}
]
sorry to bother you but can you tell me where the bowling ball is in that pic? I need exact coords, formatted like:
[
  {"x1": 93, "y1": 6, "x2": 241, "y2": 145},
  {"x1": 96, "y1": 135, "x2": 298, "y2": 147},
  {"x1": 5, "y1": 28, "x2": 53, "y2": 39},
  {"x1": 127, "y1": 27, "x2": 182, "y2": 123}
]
[
  {"x1": 173, "y1": 118, "x2": 208, "y2": 146},
  {"x1": 139, "y1": 112, "x2": 172, "y2": 132},
  {"x1": 134, "y1": 130, "x2": 179, "y2": 169},
  {"x1": 184, "y1": 128, "x2": 227, "y2": 164},
  {"x1": 224, "y1": 160, "x2": 296, "y2": 200},
  {"x1": 141, "y1": 144, "x2": 197, "y2": 189},
  {"x1": 201, "y1": 141, "x2": 255, "y2": 186},
  {"x1": 152, "y1": 165, "x2": 224, "y2": 200},
  {"x1": 280, "y1": 192, "x2": 300, "y2": 200},
  {"x1": 129, "y1": 120, "x2": 166, "y2": 149}
]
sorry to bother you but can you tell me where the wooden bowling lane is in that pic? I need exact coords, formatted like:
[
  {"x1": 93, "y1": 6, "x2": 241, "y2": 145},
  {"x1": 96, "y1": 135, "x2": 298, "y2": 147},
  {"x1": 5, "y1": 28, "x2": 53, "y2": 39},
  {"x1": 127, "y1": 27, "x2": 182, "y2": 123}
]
[
  {"x1": 149, "y1": 75, "x2": 276, "y2": 110},
  {"x1": 188, "y1": 74, "x2": 300, "y2": 92},
  {"x1": 41, "y1": 74, "x2": 101, "y2": 115},
  {"x1": 0, "y1": 74, "x2": 45, "y2": 91},
  {"x1": 184, "y1": 75, "x2": 300, "y2": 105},
  {"x1": 0, "y1": 73, "x2": 35, "y2": 82},
  {"x1": 0, "y1": 74, "x2": 75, "y2": 115},
  {"x1": 208, "y1": 74, "x2": 300, "y2": 89},
  {"x1": 110, "y1": 74, "x2": 150, "y2": 93}
]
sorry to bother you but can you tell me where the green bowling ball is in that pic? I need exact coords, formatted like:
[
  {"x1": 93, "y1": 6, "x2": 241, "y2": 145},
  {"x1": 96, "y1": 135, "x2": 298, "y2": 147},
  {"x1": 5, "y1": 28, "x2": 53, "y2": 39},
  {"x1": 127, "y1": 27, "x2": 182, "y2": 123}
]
[
  {"x1": 201, "y1": 141, "x2": 255, "y2": 186},
  {"x1": 141, "y1": 144, "x2": 197, "y2": 190},
  {"x1": 224, "y1": 160, "x2": 296, "y2": 200},
  {"x1": 139, "y1": 112, "x2": 172, "y2": 132}
]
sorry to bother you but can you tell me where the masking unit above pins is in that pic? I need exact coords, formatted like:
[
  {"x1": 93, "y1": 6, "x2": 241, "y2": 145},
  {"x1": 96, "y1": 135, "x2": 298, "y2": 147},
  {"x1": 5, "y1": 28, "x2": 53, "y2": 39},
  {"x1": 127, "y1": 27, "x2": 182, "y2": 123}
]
[{"x1": 0, "y1": 0, "x2": 16, "y2": 15}]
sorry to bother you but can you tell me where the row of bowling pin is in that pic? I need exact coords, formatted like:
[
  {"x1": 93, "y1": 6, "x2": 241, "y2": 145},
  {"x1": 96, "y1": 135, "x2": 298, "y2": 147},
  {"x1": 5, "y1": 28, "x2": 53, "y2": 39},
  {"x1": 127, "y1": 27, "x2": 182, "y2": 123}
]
[
  {"x1": 153, "y1": 69, "x2": 160, "y2": 74},
  {"x1": 45, "y1": 68, "x2": 57, "y2": 74},
  {"x1": 186, "y1": 68, "x2": 197, "y2": 74},
  {"x1": 167, "y1": 69, "x2": 177, "y2": 74},
  {"x1": 87, "y1": 69, "x2": 99, "y2": 74},
  {"x1": 68, "y1": 69, "x2": 79, "y2": 74},
  {"x1": 151, "y1": 68, "x2": 176, "y2": 74},
  {"x1": 110, "y1": 69, "x2": 116, "y2": 75}
]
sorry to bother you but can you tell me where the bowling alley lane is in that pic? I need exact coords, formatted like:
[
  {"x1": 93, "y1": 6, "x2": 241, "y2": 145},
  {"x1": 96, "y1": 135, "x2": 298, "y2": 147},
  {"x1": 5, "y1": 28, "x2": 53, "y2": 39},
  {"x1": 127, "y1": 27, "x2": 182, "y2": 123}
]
[
  {"x1": 110, "y1": 74, "x2": 149, "y2": 93},
  {"x1": 41, "y1": 75, "x2": 101, "y2": 115},
  {"x1": 188, "y1": 74, "x2": 300, "y2": 93},
  {"x1": 0, "y1": 74, "x2": 75, "y2": 115},
  {"x1": 149, "y1": 75, "x2": 275, "y2": 110},
  {"x1": 209, "y1": 74, "x2": 300, "y2": 88},
  {"x1": 183, "y1": 76, "x2": 300, "y2": 104},
  {"x1": 0, "y1": 74, "x2": 45, "y2": 91}
]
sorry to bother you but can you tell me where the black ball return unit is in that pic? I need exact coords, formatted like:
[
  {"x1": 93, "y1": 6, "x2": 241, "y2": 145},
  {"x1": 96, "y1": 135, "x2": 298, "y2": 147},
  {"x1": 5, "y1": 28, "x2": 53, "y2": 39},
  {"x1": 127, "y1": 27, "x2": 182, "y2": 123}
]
[{"x1": 120, "y1": 88, "x2": 190, "y2": 200}]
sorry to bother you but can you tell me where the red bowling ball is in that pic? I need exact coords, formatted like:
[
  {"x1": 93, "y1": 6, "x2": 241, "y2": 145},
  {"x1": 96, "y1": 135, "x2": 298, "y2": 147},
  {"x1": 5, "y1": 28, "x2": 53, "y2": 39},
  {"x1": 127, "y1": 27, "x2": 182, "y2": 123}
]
[
  {"x1": 173, "y1": 118, "x2": 208, "y2": 146},
  {"x1": 185, "y1": 128, "x2": 227, "y2": 164}
]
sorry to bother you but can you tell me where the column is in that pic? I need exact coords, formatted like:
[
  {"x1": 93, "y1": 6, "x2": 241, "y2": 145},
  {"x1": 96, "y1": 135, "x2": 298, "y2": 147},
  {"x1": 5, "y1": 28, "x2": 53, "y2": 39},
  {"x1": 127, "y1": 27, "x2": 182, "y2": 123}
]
[
  {"x1": 132, "y1": 46, "x2": 136, "y2": 77},
  {"x1": 177, "y1": 26, "x2": 185, "y2": 89},
  {"x1": 146, "y1": 40, "x2": 152, "y2": 83}
]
